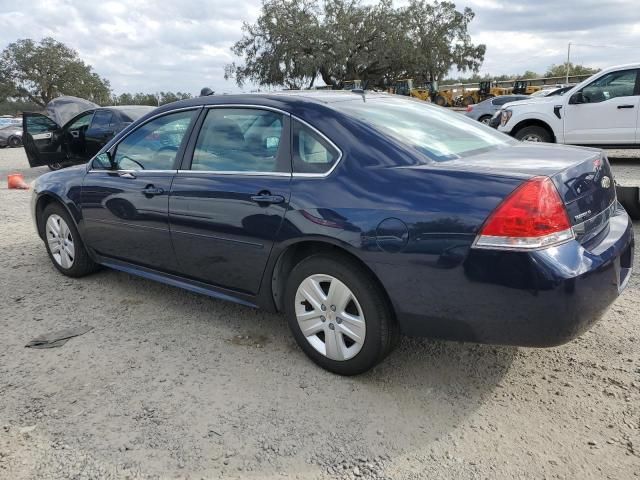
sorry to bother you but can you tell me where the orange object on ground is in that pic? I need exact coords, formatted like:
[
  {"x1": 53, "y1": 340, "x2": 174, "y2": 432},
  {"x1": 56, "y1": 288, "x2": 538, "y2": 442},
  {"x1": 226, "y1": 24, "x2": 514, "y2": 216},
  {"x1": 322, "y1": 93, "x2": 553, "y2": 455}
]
[{"x1": 7, "y1": 173, "x2": 29, "y2": 190}]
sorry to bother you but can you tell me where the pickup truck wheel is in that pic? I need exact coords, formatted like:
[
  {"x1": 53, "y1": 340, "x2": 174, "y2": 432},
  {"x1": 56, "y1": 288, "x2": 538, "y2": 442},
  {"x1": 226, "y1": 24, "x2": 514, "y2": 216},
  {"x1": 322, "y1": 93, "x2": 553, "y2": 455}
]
[
  {"x1": 514, "y1": 126, "x2": 552, "y2": 143},
  {"x1": 514, "y1": 125, "x2": 553, "y2": 143}
]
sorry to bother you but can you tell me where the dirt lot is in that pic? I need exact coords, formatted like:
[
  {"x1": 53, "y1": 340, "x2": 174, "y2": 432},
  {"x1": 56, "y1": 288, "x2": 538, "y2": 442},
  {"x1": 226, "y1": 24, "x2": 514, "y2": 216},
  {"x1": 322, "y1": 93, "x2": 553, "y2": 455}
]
[{"x1": 0, "y1": 147, "x2": 638, "y2": 480}]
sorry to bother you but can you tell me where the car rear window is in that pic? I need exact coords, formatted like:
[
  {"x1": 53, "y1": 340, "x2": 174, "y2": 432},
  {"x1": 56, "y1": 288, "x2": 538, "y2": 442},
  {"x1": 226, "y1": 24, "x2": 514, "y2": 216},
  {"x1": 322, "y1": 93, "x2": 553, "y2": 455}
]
[{"x1": 334, "y1": 97, "x2": 515, "y2": 161}]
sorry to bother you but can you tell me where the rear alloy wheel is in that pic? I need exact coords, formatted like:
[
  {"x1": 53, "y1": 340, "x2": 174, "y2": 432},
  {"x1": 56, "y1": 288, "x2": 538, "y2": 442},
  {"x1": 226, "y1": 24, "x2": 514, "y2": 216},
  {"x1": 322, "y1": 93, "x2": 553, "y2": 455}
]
[
  {"x1": 41, "y1": 203, "x2": 99, "y2": 277},
  {"x1": 285, "y1": 254, "x2": 398, "y2": 375},
  {"x1": 479, "y1": 115, "x2": 492, "y2": 125},
  {"x1": 515, "y1": 126, "x2": 552, "y2": 143},
  {"x1": 8, "y1": 136, "x2": 22, "y2": 148}
]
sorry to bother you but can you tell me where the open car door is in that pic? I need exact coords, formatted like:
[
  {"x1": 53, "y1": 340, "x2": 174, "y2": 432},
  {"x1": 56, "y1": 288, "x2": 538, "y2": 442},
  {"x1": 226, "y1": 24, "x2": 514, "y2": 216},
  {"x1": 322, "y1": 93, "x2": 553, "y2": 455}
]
[{"x1": 22, "y1": 113, "x2": 66, "y2": 168}]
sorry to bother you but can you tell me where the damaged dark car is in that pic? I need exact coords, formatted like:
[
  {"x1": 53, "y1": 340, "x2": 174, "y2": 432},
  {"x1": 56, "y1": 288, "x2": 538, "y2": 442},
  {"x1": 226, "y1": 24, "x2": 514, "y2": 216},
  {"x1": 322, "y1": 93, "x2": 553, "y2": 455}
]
[{"x1": 23, "y1": 96, "x2": 154, "y2": 170}]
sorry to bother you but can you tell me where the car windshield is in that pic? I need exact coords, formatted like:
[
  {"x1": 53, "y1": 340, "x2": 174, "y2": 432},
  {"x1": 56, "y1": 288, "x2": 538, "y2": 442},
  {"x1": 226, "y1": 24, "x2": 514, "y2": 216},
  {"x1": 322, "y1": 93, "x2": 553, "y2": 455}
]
[{"x1": 334, "y1": 96, "x2": 515, "y2": 161}]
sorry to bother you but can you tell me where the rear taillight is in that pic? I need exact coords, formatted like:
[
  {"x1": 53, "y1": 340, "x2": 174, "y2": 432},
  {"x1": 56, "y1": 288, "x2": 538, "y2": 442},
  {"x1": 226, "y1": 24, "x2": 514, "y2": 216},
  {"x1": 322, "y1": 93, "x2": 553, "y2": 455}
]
[
  {"x1": 473, "y1": 176, "x2": 574, "y2": 250},
  {"x1": 466, "y1": 105, "x2": 473, "y2": 112}
]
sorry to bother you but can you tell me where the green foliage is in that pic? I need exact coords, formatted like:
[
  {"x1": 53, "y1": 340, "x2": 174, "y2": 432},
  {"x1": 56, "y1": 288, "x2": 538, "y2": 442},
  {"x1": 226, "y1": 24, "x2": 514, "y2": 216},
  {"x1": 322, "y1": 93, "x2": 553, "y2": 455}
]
[
  {"x1": 110, "y1": 91, "x2": 193, "y2": 106},
  {"x1": 545, "y1": 62, "x2": 600, "y2": 78},
  {"x1": 440, "y1": 63, "x2": 600, "y2": 85},
  {"x1": 0, "y1": 37, "x2": 111, "y2": 106},
  {"x1": 226, "y1": 0, "x2": 486, "y2": 88}
]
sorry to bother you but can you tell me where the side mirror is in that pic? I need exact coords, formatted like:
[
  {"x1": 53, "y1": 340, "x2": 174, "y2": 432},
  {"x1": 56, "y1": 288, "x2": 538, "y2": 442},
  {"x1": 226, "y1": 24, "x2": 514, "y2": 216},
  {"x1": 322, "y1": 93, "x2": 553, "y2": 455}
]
[
  {"x1": 92, "y1": 152, "x2": 113, "y2": 170},
  {"x1": 569, "y1": 92, "x2": 585, "y2": 105}
]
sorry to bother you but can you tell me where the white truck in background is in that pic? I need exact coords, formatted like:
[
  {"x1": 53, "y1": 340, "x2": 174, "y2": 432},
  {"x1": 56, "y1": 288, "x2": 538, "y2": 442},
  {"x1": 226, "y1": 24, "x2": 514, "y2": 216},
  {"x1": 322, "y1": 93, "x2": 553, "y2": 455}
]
[{"x1": 497, "y1": 63, "x2": 640, "y2": 219}]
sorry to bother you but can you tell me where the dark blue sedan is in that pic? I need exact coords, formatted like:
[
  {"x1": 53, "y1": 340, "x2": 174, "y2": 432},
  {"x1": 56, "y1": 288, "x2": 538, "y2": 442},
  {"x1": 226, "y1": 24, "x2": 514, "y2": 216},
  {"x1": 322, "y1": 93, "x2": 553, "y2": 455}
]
[{"x1": 31, "y1": 91, "x2": 634, "y2": 375}]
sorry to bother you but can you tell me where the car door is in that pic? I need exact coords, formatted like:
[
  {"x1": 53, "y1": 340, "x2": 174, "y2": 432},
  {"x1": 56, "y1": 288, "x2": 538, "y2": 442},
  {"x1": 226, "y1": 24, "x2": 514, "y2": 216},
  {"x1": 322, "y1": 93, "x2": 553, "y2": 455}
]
[
  {"x1": 80, "y1": 108, "x2": 199, "y2": 271},
  {"x1": 62, "y1": 111, "x2": 94, "y2": 162},
  {"x1": 169, "y1": 107, "x2": 291, "y2": 295},
  {"x1": 85, "y1": 109, "x2": 116, "y2": 158},
  {"x1": 22, "y1": 113, "x2": 66, "y2": 167},
  {"x1": 563, "y1": 68, "x2": 639, "y2": 145}
]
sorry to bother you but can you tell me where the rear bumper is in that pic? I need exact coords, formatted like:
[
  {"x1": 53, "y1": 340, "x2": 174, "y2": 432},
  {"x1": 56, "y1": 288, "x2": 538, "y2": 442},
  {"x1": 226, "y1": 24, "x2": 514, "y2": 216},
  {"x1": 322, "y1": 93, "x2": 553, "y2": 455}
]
[{"x1": 380, "y1": 204, "x2": 634, "y2": 347}]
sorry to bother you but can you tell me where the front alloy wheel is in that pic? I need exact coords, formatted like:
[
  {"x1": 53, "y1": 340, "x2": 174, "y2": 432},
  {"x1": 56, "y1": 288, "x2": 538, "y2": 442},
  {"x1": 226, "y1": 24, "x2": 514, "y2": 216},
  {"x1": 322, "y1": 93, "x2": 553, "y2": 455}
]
[
  {"x1": 46, "y1": 214, "x2": 75, "y2": 269},
  {"x1": 41, "y1": 203, "x2": 99, "y2": 277},
  {"x1": 295, "y1": 274, "x2": 366, "y2": 361}
]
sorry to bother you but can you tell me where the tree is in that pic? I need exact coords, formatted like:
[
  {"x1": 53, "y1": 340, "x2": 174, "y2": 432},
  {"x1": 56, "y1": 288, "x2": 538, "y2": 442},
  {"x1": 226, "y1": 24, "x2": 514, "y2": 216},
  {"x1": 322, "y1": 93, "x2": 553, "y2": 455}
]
[
  {"x1": 0, "y1": 37, "x2": 111, "y2": 107},
  {"x1": 110, "y1": 91, "x2": 193, "y2": 106},
  {"x1": 225, "y1": 0, "x2": 485, "y2": 89},
  {"x1": 225, "y1": 0, "x2": 323, "y2": 89},
  {"x1": 545, "y1": 62, "x2": 599, "y2": 78},
  {"x1": 399, "y1": 0, "x2": 486, "y2": 83}
]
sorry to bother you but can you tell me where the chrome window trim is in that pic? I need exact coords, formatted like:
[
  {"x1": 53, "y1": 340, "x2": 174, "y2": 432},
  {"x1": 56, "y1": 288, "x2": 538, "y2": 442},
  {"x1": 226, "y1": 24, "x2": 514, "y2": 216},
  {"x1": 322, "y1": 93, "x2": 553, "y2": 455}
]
[
  {"x1": 88, "y1": 169, "x2": 178, "y2": 174},
  {"x1": 176, "y1": 170, "x2": 291, "y2": 177},
  {"x1": 290, "y1": 115, "x2": 343, "y2": 178}
]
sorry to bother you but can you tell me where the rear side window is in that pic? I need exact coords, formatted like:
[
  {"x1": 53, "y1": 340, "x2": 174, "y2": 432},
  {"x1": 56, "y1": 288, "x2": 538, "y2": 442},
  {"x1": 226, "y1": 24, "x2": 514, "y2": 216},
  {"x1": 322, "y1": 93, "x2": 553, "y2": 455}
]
[
  {"x1": 90, "y1": 110, "x2": 113, "y2": 130},
  {"x1": 293, "y1": 121, "x2": 339, "y2": 174},
  {"x1": 191, "y1": 108, "x2": 287, "y2": 173}
]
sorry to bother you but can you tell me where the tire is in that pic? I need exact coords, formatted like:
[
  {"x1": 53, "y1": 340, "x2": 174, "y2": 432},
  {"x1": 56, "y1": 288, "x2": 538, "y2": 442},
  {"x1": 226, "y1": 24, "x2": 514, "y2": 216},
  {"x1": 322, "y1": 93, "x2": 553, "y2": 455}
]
[
  {"x1": 514, "y1": 125, "x2": 553, "y2": 143},
  {"x1": 462, "y1": 96, "x2": 475, "y2": 107},
  {"x1": 478, "y1": 115, "x2": 492, "y2": 125},
  {"x1": 41, "y1": 203, "x2": 99, "y2": 277},
  {"x1": 284, "y1": 253, "x2": 399, "y2": 375},
  {"x1": 617, "y1": 186, "x2": 640, "y2": 220},
  {"x1": 48, "y1": 162, "x2": 65, "y2": 171},
  {"x1": 434, "y1": 95, "x2": 446, "y2": 107},
  {"x1": 8, "y1": 136, "x2": 22, "y2": 148}
]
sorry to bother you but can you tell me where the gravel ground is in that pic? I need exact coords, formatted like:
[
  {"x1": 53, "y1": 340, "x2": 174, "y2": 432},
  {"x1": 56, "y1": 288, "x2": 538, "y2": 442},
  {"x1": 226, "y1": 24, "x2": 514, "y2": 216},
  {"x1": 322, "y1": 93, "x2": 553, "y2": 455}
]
[{"x1": 0, "y1": 147, "x2": 639, "y2": 480}]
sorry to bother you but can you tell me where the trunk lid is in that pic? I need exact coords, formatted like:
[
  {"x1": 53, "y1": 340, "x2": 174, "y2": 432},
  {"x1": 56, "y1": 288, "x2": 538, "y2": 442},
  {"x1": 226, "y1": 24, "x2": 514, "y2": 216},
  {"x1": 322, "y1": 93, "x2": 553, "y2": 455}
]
[{"x1": 434, "y1": 143, "x2": 616, "y2": 242}]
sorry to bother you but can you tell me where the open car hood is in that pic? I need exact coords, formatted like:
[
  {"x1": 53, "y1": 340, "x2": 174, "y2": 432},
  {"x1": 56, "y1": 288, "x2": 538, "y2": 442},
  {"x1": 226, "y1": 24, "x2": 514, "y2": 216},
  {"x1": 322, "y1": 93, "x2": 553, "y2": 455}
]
[{"x1": 46, "y1": 96, "x2": 99, "y2": 127}]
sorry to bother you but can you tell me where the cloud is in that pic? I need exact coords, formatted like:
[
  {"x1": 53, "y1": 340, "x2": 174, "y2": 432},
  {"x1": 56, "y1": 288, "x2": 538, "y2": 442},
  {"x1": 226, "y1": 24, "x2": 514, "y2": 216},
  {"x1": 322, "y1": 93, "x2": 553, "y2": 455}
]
[{"x1": 0, "y1": 0, "x2": 638, "y2": 95}]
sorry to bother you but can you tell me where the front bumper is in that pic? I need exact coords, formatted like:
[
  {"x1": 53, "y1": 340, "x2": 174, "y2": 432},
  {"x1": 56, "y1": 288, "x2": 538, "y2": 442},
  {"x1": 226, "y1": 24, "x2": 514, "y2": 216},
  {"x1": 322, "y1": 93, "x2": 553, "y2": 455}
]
[{"x1": 379, "y1": 204, "x2": 634, "y2": 347}]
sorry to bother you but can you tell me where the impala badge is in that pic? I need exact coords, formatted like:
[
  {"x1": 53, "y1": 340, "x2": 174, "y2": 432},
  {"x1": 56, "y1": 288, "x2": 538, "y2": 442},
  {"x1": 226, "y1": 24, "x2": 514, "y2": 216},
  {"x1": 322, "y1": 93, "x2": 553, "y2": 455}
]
[{"x1": 601, "y1": 176, "x2": 611, "y2": 189}]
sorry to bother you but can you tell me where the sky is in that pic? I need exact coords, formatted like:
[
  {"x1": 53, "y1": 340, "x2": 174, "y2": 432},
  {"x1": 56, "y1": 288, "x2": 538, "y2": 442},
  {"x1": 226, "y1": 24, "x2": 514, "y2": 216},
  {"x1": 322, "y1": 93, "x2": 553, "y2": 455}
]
[{"x1": 0, "y1": 0, "x2": 638, "y2": 95}]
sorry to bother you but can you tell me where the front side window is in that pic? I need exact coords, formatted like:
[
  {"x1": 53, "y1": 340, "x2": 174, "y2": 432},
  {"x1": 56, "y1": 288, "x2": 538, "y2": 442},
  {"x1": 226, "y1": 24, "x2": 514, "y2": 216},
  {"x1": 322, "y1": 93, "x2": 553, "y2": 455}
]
[
  {"x1": 580, "y1": 69, "x2": 638, "y2": 103},
  {"x1": 191, "y1": 108, "x2": 286, "y2": 172},
  {"x1": 102, "y1": 110, "x2": 195, "y2": 170},
  {"x1": 90, "y1": 110, "x2": 113, "y2": 130},
  {"x1": 293, "y1": 121, "x2": 339, "y2": 174}
]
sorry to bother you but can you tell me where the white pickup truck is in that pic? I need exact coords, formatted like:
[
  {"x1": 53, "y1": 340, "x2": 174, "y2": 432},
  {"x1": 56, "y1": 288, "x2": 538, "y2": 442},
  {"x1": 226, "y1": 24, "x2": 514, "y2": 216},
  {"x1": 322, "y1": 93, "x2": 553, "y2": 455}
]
[{"x1": 497, "y1": 63, "x2": 640, "y2": 219}]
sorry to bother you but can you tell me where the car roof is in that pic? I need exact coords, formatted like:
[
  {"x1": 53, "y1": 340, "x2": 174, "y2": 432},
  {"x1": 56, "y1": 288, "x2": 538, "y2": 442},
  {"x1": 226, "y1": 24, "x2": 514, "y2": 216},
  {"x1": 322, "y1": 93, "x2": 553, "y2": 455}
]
[{"x1": 166, "y1": 90, "x2": 388, "y2": 108}]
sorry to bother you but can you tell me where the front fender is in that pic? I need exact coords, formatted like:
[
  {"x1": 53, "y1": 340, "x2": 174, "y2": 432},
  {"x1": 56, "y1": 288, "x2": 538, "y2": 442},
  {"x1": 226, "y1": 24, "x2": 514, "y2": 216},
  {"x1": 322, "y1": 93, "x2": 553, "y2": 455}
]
[{"x1": 31, "y1": 166, "x2": 87, "y2": 239}]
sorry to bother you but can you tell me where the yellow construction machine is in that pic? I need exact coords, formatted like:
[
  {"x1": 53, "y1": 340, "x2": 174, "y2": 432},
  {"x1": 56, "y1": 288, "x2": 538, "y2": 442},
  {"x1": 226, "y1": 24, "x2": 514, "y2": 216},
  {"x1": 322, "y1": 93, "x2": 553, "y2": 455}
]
[
  {"x1": 459, "y1": 81, "x2": 513, "y2": 106},
  {"x1": 512, "y1": 80, "x2": 542, "y2": 95},
  {"x1": 389, "y1": 79, "x2": 433, "y2": 102}
]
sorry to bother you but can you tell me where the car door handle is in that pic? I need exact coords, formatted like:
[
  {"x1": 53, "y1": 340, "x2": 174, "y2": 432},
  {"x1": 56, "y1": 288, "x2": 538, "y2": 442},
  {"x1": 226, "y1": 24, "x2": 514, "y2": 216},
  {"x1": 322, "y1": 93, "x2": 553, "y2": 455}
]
[
  {"x1": 617, "y1": 105, "x2": 635, "y2": 109},
  {"x1": 250, "y1": 193, "x2": 285, "y2": 204},
  {"x1": 142, "y1": 185, "x2": 165, "y2": 196}
]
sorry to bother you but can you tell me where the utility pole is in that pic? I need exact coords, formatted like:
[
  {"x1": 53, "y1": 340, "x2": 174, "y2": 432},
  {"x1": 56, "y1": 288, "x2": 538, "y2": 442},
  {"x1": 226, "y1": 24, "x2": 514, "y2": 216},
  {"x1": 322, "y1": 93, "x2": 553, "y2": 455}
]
[{"x1": 566, "y1": 42, "x2": 571, "y2": 84}]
